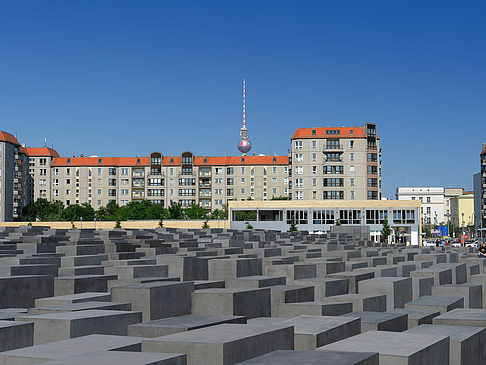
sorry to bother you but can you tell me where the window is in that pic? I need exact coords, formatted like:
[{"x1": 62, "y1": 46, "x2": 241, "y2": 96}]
[
  {"x1": 325, "y1": 130, "x2": 340, "y2": 135},
  {"x1": 295, "y1": 191, "x2": 303, "y2": 200},
  {"x1": 427, "y1": 197, "x2": 431, "y2": 203},
  {"x1": 272, "y1": 188, "x2": 277, "y2": 194},
  {"x1": 179, "y1": 178, "x2": 196, "y2": 186},
  {"x1": 39, "y1": 158, "x2": 47, "y2": 166},
  {"x1": 350, "y1": 166, "x2": 355, "y2": 174},
  {"x1": 295, "y1": 166, "x2": 303, "y2": 175},
  {"x1": 149, "y1": 178, "x2": 163, "y2": 186},
  {"x1": 108, "y1": 189, "x2": 116, "y2": 197},
  {"x1": 339, "y1": 209, "x2": 361, "y2": 224},
  {"x1": 109, "y1": 179, "x2": 116, "y2": 186},
  {"x1": 214, "y1": 167, "x2": 223, "y2": 175},
  {"x1": 323, "y1": 178, "x2": 344, "y2": 187},
  {"x1": 286, "y1": 210, "x2": 308, "y2": 224},
  {"x1": 272, "y1": 167, "x2": 277, "y2": 174},
  {"x1": 226, "y1": 167, "x2": 234, "y2": 175},
  {"x1": 350, "y1": 178, "x2": 355, "y2": 187},
  {"x1": 179, "y1": 189, "x2": 196, "y2": 196},
  {"x1": 326, "y1": 139, "x2": 341, "y2": 149},
  {"x1": 215, "y1": 199, "x2": 223, "y2": 205},
  {"x1": 98, "y1": 168, "x2": 102, "y2": 176},
  {"x1": 295, "y1": 153, "x2": 303, "y2": 162},
  {"x1": 312, "y1": 166, "x2": 317, "y2": 174},
  {"x1": 367, "y1": 178, "x2": 378, "y2": 187},
  {"x1": 312, "y1": 140, "x2": 317, "y2": 149},
  {"x1": 214, "y1": 178, "x2": 222, "y2": 184},
  {"x1": 323, "y1": 166, "x2": 343, "y2": 174},
  {"x1": 368, "y1": 153, "x2": 377, "y2": 162},
  {"x1": 323, "y1": 191, "x2": 344, "y2": 199},
  {"x1": 367, "y1": 166, "x2": 378, "y2": 175},
  {"x1": 368, "y1": 191, "x2": 378, "y2": 200},
  {"x1": 66, "y1": 189, "x2": 70, "y2": 195},
  {"x1": 121, "y1": 178, "x2": 129, "y2": 185},
  {"x1": 53, "y1": 168, "x2": 59, "y2": 176},
  {"x1": 240, "y1": 167, "x2": 245, "y2": 174},
  {"x1": 227, "y1": 188, "x2": 234, "y2": 196},
  {"x1": 121, "y1": 189, "x2": 129, "y2": 195},
  {"x1": 241, "y1": 178, "x2": 245, "y2": 183},
  {"x1": 325, "y1": 153, "x2": 341, "y2": 162},
  {"x1": 53, "y1": 179, "x2": 59, "y2": 186},
  {"x1": 148, "y1": 189, "x2": 164, "y2": 196},
  {"x1": 214, "y1": 189, "x2": 223, "y2": 195},
  {"x1": 109, "y1": 168, "x2": 117, "y2": 176},
  {"x1": 350, "y1": 153, "x2": 354, "y2": 161},
  {"x1": 181, "y1": 167, "x2": 192, "y2": 175},
  {"x1": 66, "y1": 168, "x2": 70, "y2": 175},
  {"x1": 294, "y1": 140, "x2": 303, "y2": 149},
  {"x1": 426, "y1": 207, "x2": 431, "y2": 214},
  {"x1": 284, "y1": 178, "x2": 289, "y2": 185},
  {"x1": 350, "y1": 191, "x2": 355, "y2": 199},
  {"x1": 241, "y1": 188, "x2": 245, "y2": 194},
  {"x1": 312, "y1": 129, "x2": 316, "y2": 136},
  {"x1": 312, "y1": 178, "x2": 317, "y2": 187},
  {"x1": 350, "y1": 141, "x2": 354, "y2": 148},
  {"x1": 227, "y1": 178, "x2": 234, "y2": 185},
  {"x1": 295, "y1": 178, "x2": 303, "y2": 187},
  {"x1": 170, "y1": 168, "x2": 174, "y2": 175},
  {"x1": 272, "y1": 178, "x2": 277, "y2": 183},
  {"x1": 313, "y1": 209, "x2": 335, "y2": 224}
]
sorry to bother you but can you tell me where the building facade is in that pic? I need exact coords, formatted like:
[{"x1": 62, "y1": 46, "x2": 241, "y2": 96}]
[
  {"x1": 228, "y1": 200, "x2": 421, "y2": 245},
  {"x1": 476, "y1": 144, "x2": 486, "y2": 239},
  {"x1": 450, "y1": 192, "x2": 474, "y2": 229},
  {"x1": 290, "y1": 123, "x2": 381, "y2": 201},
  {"x1": 444, "y1": 188, "x2": 465, "y2": 224},
  {"x1": 0, "y1": 123, "x2": 382, "y2": 222},
  {"x1": 396, "y1": 187, "x2": 445, "y2": 226}
]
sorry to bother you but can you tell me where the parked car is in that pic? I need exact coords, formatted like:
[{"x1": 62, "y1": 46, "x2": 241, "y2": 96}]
[{"x1": 422, "y1": 240, "x2": 436, "y2": 247}]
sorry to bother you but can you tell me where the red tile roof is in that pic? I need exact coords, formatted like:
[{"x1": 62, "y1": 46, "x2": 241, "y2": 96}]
[
  {"x1": 292, "y1": 127, "x2": 366, "y2": 139},
  {"x1": 52, "y1": 157, "x2": 150, "y2": 167},
  {"x1": 194, "y1": 156, "x2": 289, "y2": 166},
  {"x1": 0, "y1": 131, "x2": 20, "y2": 146},
  {"x1": 25, "y1": 147, "x2": 60, "y2": 158},
  {"x1": 51, "y1": 155, "x2": 289, "y2": 167}
]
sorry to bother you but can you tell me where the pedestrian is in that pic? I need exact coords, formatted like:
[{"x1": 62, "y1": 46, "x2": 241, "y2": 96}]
[{"x1": 478, "y1": 242, "x2": 486, "y2": 258}]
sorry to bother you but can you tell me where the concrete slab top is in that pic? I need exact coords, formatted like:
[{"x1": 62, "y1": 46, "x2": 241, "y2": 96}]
[
  {"x1": 407, "y1": 295, "x2": 463, "y2": 305},
  {"x1": 31, "y1": 350, "x2": 186, "y2": 364},
  {"x1": 16, "y1": 309, "x2": 140, "y2": 320},
  {"x1": 388, "y1": 308, "x2": 441, "y2": 319},
  {"x1": 435, "y1": 308, "x2": 486, "y2": 320},
  {"x1": 194, "y1": 287, "x2": 267, "y2": 294},
  {"x1": 147, "y1": 323, "x2": 293, "y2": 343},
  {"x1": 279, "y1": 315, "x2": 359, "y2": 333},
  {"x1": 407, "y1": 324, "x2": 486, "y2": 341},
  {"x1": 238, "y1": 350, "x2": 378, "y2": 364},
  {"x1": 131, "y1": 314, "x2": 246, "y2": 328},
  {"x1": 0, "y1": 334, "x2": 145, "y2": 360},
  {"x1": 317, "y1": 330, "x2": 448, "y2": 356},
  {"x1": 0, "y1": 320, "x2": 32, "y2": 328},
  {"x1": 341, "y1": 311, "x2": 406, "y2": 322},
  {"x1": 33, "y1": 301, "x2": 131, "y2": 312}
]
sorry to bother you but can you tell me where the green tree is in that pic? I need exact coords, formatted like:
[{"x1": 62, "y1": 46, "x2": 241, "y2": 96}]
[
  {"x1": 115, "y1": 218, "x2": 122, "y2": 228},
  {"x1": 184, "y1": 204, "x2": 208, "y2": 220},
  {"x1": 270, "y1": 196, "x2": 289, "y2": 200},
  {"x1": 106, "y1": 200, "x2": 118, "y2": 216},
  {"x1": 95, "y1": 206, "x2": 108, "y2": 221},
  {"x1": 202, "y1": 220, "x2": 210, "y2": 229},
  {"x1": 380, "y1": 218, "x2": 392, "y2": 242},
  {"x1": 245, "y1": 221, "x2": 253, "y2": 229},
  {"x1": 335, "y1": 219, "x2": 342, "y2": 226},
  {"x1": 289, "y1": 216, "x2": 298, "y2": 232},
  {"x1": 168, "y1": 202, "x2": 184, "y2": 219}
]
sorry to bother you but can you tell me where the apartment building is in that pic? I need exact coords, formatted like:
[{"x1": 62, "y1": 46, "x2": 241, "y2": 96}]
[
  {"x1": 450, "y1": 191, "x2": 474, "y2": 229},
  {"x1": 46, "y1": 152, "x2": 289, "y2": 211},
  {"x1": 0, "y1": 132, "x2": 30, "y2": 222},
  {"x1": 290, "y1": 123, "x2": 381, "y2": 201},
  {"x1": 0, "y1": 123, "x2": 381, "y2": 221}
]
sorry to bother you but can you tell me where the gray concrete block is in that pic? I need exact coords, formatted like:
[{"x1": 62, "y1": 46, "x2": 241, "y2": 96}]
[
  {"x1": 431, "y1": 284, "x2": 482, "y2": 308},
  {"x1": 237, "y1": 350, "x2": 379, "y2": 365},
  {"x1": 54, "y1": 275, "x2": 117, "y2": 296},
  {"x1": 412, "y1": 277, "x2": 434, "y2": 300},
  {"x1": 388, "y1": 308, "x2": 441, "y2": 328},
  {"x1": 226, "y1": 275, "x2": 286, "y2": 288},
  {"x1": 128, "y1": 314, "x2": 247, "y2": 337},
  {"x1": 142, "y1": 323, "x2": 294, "y2": 365},
  {"x1": 405, "y1": 295, "x2": 464, "y2": 314},
  {"x1": 111, "y1": 281, "x2": 194, "y2": 321},
  {"x1": 0, "y1": 334, "x2": 145, "y2": 364},
  {"x1": 342, "y1": 311, "x2": 408, "y2": 332},
  {"x1": 407, "y1": 324, "x2": 486, "y2": 365},
  {"x1": 35, "y1": 292, "x2": 111, "y2": 307},
  {"x1": 36, "y1": 351, "x2": 187, "y2": 365},
  {"x1": 317, "y1": 330, "x2": 449, "y2": 365},
  {"x1": 292, "y1": 278, "x2": 348, "y2": 300},
  {"x1": 0, "y1": 276, "x2": 54, "y2": 309},
  {"x1": 327, "y1": 271, "x2": 374, "y2": 294},
  {"x1": 435, "y1": 263, "x2": 467, "y2": 284},
  {"x1": 209, "y1": 258, "x2": 262, "y2": 280},
  {"x1": 29, "y1": 301, "x2": 132, "y2": 314},
  {"x1": 264, "y1": 263, "x2": 317, "y2": 281},
  {"x1": 0, "y1": 320, "x2": 33, "y2": 352},
  {"x1": 16, "y1": 310, "x2": 142, "y2": 345},
  {"x1": 269, "y1": 285, "x2": 314, "y2": 316},
  {"x1": 192, "y1": 288, "x2": 271, "y2": 318},
  {"x1": 358, "y1": 277, "x2": 412, "y2": 310},
  {"x1": 325, "y1": 294, "x2": 387, "y2": 312},
  {"x1": 410, "y1": 267, "x2": 452, "y2": 286},
  {"x1": 433, "y1": 308, "x2": 486, "y2": 327},
  {"x1": 277, "y1": 301, "x2": 353, "y2": 317}
]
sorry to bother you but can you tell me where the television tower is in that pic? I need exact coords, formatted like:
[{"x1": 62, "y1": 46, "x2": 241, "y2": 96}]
[{"x1": 237, "y1": 78, "x2": 252, "y2": 155}]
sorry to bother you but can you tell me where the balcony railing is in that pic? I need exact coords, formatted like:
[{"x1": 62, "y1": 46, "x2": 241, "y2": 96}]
[
  {"x1": 199, "y1": 171, "x2": 211, "y2": 177},
  {"x1": 323, "y1": 144, "x2": 343, "y2": 150},
  {"x1": 132, "y1": 172, "x2": 144, "y2": 177}
]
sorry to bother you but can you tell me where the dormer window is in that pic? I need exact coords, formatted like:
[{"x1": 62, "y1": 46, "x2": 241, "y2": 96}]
[
  {"x1": 67, "y1": 159, "x2": 71, "y2": 164},
  {"x1": 203, "y1": 158, "x2": 207, "y2": 164},
  {"x1": 273, "y1": 157, "x2": 277, "y2": 163},
  {"x1": 241, "y1": 158, "x2": 245, "y2": 164},
  {"x1": 137, "y1": 158, "x2": 140, "y2": 164},
  {"x1": 170, "y1": 158, "x2": 174, "y2": 164},
  {"x1": 98, "y1": 158, "x2": 102, "y2": 164},
  {"x1": 311, "y1": 129, "x2": 316, "y2": 136}
]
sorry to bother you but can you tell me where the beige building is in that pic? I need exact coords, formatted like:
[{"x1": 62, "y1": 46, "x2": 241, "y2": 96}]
[
  {"x1": 290, "y1": 123, "x2": 381, "y2": 201},
  {"x1": 0, "y1": 123, "x2": 382, "y2": 221},
  {"x1": 450, "y1": 191, "x2": 475, "y2": 229}
]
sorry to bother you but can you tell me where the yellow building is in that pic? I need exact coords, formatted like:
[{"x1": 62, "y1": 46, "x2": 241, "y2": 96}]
[{"x1": 450, "y1": 192, "x2": 475, "y2": 228}]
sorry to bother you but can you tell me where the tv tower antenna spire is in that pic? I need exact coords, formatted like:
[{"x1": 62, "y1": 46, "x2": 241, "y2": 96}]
[{"x1": 237, "y1": 78, "x2": 252, "y2": 155}]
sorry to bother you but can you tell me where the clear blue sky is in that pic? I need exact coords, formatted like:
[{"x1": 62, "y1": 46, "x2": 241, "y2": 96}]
[{"x1": 1, "y1": 1, "x2": 485, "y2": 198}]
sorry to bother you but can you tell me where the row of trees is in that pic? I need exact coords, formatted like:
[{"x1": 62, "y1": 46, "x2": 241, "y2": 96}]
[{"x1": 24, "y1": 199, "x2": 227, "y2": 222}]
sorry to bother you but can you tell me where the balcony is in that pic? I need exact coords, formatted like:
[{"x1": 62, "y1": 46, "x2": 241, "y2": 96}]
[
  {"x1": 199, "y1": 170, "x2": 211, "y2": 177},
  {"x1": 132, "y1": 172, "x2": 144, "y2": 178},
  {"x1": 323, "y1": 144, "x2": 343, "y2": 151},
  {"x1": 324, "y1": 157, "x2": 343, "y2": 162}
]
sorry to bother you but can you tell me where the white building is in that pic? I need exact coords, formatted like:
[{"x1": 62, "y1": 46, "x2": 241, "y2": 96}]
[{"x1": 396, "y1": 187, "x2": 445, "y2": 226}]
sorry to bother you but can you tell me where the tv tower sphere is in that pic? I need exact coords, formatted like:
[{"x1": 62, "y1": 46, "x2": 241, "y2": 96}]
[{"x1": 237, "y1": 78, "x2": 252, "y2": 155}]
